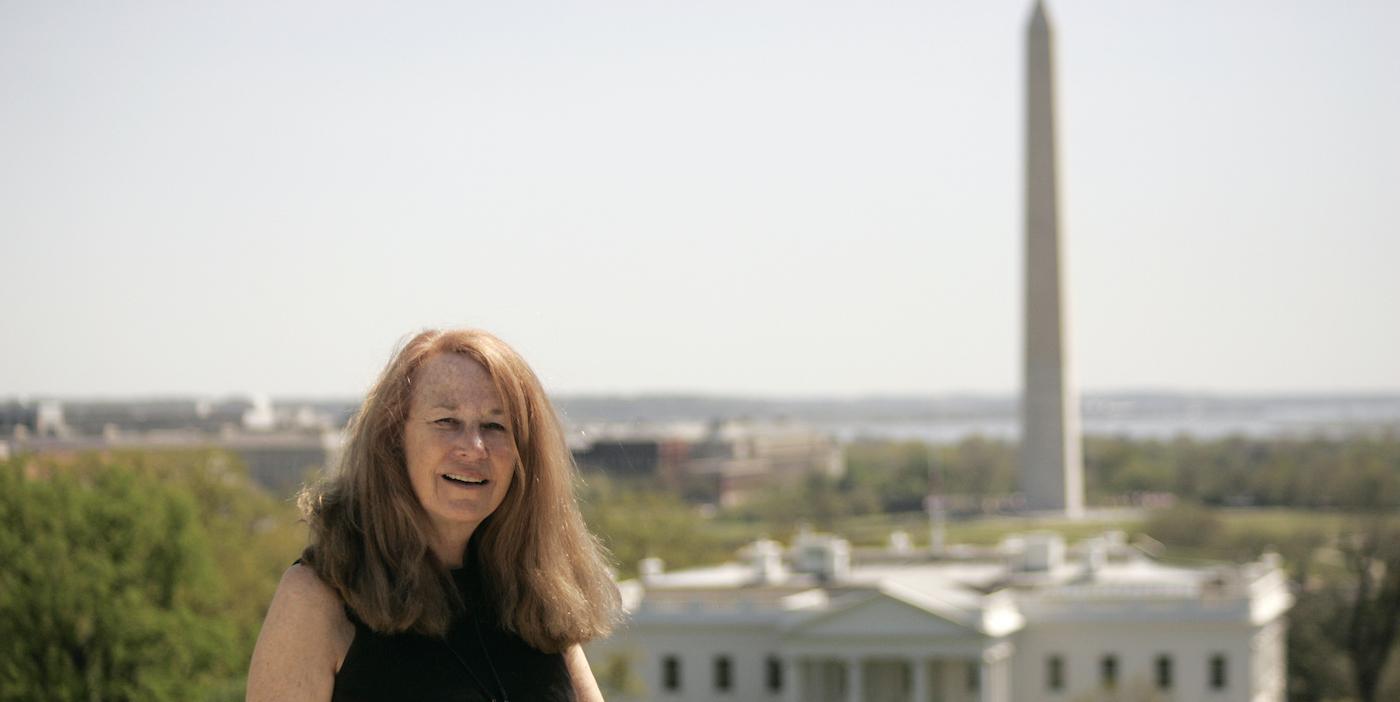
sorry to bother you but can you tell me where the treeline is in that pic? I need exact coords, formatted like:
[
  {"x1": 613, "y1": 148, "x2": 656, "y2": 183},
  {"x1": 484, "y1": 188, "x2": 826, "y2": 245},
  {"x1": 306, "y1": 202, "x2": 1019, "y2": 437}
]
[
  {"x1": 1086, "y1": 434, "x2": 1400, "y2": 508},
  {"x1": 811, "y1": 433, "x2": 1400, "y2": 516},
  {"x1": 578, "y1": 475, "x2": 737, "y2": 580}
]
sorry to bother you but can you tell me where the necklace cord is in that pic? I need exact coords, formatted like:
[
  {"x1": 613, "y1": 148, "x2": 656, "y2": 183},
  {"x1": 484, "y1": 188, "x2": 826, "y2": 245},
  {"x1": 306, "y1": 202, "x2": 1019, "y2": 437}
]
[{"x1": 442, "y1": 613, "x2": 509, "y2": 702}]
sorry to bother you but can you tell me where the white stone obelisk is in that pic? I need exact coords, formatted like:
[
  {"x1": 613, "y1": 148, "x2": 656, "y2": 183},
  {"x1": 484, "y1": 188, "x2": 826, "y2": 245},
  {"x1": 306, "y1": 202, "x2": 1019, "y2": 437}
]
[{"x1": 1021, "y1": 0, "x2": 1084, "y2": 517}]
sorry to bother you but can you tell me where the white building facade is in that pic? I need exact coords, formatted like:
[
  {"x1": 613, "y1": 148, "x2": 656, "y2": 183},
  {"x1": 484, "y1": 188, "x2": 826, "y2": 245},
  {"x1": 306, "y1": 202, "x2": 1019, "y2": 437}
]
[{"x1": 589, "y1": 532, "x2": 1291, "y2": 702}]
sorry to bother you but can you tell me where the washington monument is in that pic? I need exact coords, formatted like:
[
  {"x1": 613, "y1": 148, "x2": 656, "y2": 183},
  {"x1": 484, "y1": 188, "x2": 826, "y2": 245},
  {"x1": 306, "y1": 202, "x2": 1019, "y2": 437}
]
[{"x1": 1020, "y1": 0, "x2": 1085, "y2": 517}]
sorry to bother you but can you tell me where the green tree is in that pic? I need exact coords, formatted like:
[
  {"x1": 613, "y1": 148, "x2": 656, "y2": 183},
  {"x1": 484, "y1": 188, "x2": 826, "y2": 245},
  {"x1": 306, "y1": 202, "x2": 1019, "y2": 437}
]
[
  {"x1": 90, "y1": 449, "x2": 307, "y2": 665},
  {"x1": 0, "y1": 460, "x2": 239, "y2": 701},
  {"x1": 844, "y1": 440, "x2": 930, "y2": 513},
  {"x1": 579, "y1": 476, "x2": 733, "y2": 579},
  {"x1": 15, "y1": 448, "x2": 309, "y2": 696},
  {"x1": 1336, "y1": 521, "x2": 1400, "y2": 702},
  {"x1": 939, "y1": 436, "x2": 1016, "y2": 501}
]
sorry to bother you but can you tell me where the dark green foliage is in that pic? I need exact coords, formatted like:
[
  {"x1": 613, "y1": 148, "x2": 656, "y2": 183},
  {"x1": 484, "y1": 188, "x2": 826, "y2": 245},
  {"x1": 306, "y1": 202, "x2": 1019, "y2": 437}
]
[
  {"x1": 1284, "y1": 521, "x2": 1400, "y2": 702},
  {"x1": 1336, "y1": 523, "x2": 1400, "y2": 702},
  {"x1": 0, "y1": 461, "x2": 237, "y2": 701},
  {"x1": 1288, "y1": 587, "x2": 1356, "y2": 702}
]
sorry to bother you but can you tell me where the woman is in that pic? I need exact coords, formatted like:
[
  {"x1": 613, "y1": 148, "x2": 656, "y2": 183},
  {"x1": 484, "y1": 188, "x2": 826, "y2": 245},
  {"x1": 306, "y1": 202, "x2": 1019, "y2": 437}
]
[{"x1": 247, "y1": 329, "x2": 620, "y2": 701}]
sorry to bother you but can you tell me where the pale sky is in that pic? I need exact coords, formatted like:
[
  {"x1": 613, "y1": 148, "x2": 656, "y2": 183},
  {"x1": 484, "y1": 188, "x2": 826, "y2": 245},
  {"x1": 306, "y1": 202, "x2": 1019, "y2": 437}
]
[{"x1": 2, "y1": 0, "x2": 1396, "y2": 398}]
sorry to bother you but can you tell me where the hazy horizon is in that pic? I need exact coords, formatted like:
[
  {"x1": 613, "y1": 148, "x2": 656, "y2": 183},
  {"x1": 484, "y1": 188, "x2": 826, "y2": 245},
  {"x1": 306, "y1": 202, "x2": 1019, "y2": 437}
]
[{"x1": 9, "y1": 388, "x2": 1400, "y2": 403}]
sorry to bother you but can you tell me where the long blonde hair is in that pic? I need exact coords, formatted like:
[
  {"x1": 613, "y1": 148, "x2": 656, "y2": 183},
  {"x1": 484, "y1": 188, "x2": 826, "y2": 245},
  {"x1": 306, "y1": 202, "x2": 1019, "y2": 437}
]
[{"x1": 298, "y1": 328, "x2": 619, "y2": 651}]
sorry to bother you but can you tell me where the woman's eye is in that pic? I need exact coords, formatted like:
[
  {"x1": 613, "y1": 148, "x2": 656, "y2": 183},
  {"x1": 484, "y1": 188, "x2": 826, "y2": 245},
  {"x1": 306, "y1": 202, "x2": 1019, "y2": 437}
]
[
  {"x1": 483, "y1": 422, "x2": 508, "y2": 432},
  {"x1": 433, "y1": 418, "x2": 460, "y2": 427}
]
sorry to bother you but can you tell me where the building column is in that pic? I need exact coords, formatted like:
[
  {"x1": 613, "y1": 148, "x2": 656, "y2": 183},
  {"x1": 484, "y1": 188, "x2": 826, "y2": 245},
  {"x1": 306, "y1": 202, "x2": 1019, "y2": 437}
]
[
  {"x1": 910, "y1": 657, "x2": 928, "y2": 702},
  {"x1": 784, "y1": 656, "x2": 803, "y2": 702},
  {"x1": 981, "y1": 658, "x2": 1009, "y2": 702},
  {"x1": 978, "y1": 643, "x2": 1014, "y2": 702},
  {"x1": 847, "y1": 657, "x2": 863, "y2": 702},
  {"x1": 977, "y1": 659, "x2": 989, "y2": 702}
]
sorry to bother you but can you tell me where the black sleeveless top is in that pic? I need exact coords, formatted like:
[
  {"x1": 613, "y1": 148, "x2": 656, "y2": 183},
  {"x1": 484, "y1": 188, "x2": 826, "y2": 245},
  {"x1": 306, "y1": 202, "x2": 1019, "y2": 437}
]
[{"x1": 330, "y1": 562, "x2": 575, "y2": 702}]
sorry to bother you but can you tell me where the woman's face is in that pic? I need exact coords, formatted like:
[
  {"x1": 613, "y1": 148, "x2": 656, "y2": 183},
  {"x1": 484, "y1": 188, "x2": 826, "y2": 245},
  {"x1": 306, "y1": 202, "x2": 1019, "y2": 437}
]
[{"x1": 402, "y1": 352, "x2": 518, "y2": 549}]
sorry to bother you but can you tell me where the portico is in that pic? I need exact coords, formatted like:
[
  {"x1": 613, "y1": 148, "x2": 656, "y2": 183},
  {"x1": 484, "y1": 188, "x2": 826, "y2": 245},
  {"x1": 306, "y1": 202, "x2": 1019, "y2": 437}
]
[
  {"x1": 782, "y1": 652, "x2": 1012, "y2": 702},
  {"x1": 779, "y1": 588, "x2": 1019, "y2": 702}
]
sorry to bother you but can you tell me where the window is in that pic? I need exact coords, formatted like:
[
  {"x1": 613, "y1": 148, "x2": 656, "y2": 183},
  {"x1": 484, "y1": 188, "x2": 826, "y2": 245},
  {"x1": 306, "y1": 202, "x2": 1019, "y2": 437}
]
[
  {"x1": 1100, "y1": 655, "x2": 1118, "y2": 688},
  {"x1": 1209, "y1": 654, "x2": 1228, "y2": 690},
  {"x1": 1155, "y1": 654, "x2": 1173, "y2": 690},
  {"x1": 1046, "y1": 655, "x2": 1065, "y2": 691},
  {"x1": 714, "y1": 656, "x2": 732, "y2": 692},
  {"x1": 662, "y1": 656, "x2": 681, "y2": 692},
  {"x1": 765, "y1": 656, "x2": 783, "y2": 692}
]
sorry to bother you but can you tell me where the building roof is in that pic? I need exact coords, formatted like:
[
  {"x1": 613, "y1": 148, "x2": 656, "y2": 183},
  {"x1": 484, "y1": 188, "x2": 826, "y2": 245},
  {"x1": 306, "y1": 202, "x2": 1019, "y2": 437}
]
[{"x1": 623, "y1": 531, "x2": 1293, "y2": 636}]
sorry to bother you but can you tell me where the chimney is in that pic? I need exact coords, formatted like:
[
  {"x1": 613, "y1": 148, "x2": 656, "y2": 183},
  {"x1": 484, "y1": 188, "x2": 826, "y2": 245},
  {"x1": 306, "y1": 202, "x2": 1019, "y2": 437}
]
[
  {"x1": 639, "y1": 557, "x2": 665, "y2": 585},
  {"x1": 749, "y1": 539, "x2": 787, "y2": 585},
  {"x1": 794, "y1": 533, "x2": 850, "y2": 582}
]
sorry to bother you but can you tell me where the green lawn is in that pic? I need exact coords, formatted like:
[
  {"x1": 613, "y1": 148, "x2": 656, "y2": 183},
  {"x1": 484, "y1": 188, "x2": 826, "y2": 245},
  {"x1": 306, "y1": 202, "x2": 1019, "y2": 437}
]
[{"x1": 1211, "y1": 507, "x2": 1371, "y2": 537}]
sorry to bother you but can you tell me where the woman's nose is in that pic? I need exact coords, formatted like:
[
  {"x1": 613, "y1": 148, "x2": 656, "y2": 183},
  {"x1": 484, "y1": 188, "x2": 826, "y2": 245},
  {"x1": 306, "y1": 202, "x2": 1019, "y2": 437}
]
[{"x1": 454, "y1": 430, "x2": 487, "y2": 458}]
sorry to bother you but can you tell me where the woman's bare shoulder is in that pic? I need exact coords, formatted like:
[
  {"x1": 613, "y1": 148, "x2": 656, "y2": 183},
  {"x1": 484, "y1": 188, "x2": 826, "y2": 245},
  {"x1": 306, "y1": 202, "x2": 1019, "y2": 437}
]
[
  {"x1": 275, "y1": 564, "x2": 346, "y2": 614},
  {"x1": 246, "y1": 564, "x2": 355, "y2": 702}
]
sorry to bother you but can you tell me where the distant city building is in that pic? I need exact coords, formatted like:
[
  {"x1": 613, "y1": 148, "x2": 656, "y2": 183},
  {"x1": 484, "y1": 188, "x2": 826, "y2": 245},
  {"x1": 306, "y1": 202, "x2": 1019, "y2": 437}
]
[
  {"x1": 53, "y1": 398, "x2": 252, "y2": 436},
  {"x1": 0, "y1": 400, "x2": 40, "y2": 438},
  {"x1": 573, "y1": 419, "x2": 843, "y2": 506},
  {"x1": 7, "y1": 428, "x2": 342, "y2": 496},
  {"x1": 574, "y1": 435, "x2": 693, "y2": 488},
  {"x1": 221, "y1": 431, "x2": 344, "y2": 495},
  {"x1": 2, "y1": 395, "x2": 347, "y2": 496},
  {"x1": 589, "y1": 530, "x2": 1291, "y2": 702},
  {"x1": 686, "y1": 420, "x2": 844, "y2": 507}
]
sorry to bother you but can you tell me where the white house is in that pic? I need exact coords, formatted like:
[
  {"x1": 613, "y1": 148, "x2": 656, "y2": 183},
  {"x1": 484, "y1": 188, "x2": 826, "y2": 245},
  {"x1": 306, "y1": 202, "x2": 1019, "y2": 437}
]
[{"x1": 588, "y1": 530, "x2": 1292, "y2": 702}]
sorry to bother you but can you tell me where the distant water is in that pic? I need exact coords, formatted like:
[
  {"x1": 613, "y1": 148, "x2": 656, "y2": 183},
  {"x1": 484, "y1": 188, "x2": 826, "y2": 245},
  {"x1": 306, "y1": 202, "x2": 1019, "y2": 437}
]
[
  {"x1": 817, "y1": 396, "x2": 1400, "y2": 444},
  {"x1": 556, "y1": 393, "x2": 1400, "y2": 444}
]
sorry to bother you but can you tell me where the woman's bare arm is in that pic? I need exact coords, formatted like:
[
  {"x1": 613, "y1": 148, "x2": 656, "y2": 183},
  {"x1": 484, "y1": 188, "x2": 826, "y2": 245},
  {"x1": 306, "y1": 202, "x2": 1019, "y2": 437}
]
[
  {"x1": 246, "y1": 564, "x2": 354, "y2": 702},
  {"x1": 565, "y1": 644, "x2": 605, "y2": 702}
]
